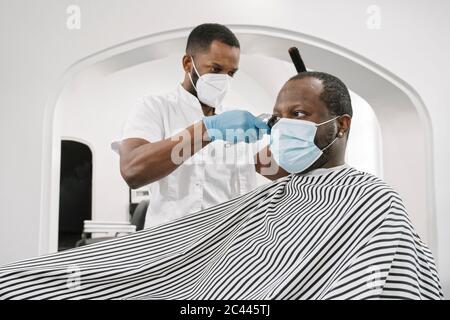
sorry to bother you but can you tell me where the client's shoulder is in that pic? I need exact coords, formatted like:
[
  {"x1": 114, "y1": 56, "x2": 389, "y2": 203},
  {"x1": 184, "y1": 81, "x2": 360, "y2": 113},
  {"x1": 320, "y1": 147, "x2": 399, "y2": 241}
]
[{"x1": 346, "y1": 167, "x2": 402, "y2": 199}]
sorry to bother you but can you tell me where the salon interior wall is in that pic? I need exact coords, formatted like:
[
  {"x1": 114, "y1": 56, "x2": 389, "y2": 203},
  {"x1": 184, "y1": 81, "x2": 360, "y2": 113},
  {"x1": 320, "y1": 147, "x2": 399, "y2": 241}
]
[{"x1": 0, "y1": 0, "x2": 449, "y2": 296}]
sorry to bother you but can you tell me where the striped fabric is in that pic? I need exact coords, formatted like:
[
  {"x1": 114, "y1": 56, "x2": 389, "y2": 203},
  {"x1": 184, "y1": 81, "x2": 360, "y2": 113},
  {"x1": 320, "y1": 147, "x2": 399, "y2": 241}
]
[{"x1": 0, "y1": 167, "x2": 443, "y2": 300}]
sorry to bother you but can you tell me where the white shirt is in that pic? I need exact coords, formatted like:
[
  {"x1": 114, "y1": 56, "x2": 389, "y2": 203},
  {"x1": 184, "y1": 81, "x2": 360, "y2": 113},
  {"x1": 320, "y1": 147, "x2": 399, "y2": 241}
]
[{"x1": 114, "y1": 85, "x2": 258, "y2": 228}]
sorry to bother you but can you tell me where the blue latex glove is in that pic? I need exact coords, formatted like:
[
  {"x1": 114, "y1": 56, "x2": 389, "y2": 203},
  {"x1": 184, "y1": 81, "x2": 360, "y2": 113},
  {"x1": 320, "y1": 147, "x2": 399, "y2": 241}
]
[{"x1": 203, "y1": 110, "x2": 270, "y2": 143}]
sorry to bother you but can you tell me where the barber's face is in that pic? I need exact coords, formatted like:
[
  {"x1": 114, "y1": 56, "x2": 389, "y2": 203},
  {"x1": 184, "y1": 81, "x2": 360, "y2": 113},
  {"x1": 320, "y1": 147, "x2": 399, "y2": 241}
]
[
  {"x1": 183, "y1": 40, "x2": 240, "y2": 91},
  {"x1": 271, "y1": 77, "x2": 337, "y2": 149}
]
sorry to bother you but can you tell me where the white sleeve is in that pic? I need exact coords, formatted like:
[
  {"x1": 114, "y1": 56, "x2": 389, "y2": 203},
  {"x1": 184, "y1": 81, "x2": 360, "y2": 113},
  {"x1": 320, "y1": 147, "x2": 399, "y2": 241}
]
[{"x1": 111, "y1": 97, "x2": 165, "y2": 153}]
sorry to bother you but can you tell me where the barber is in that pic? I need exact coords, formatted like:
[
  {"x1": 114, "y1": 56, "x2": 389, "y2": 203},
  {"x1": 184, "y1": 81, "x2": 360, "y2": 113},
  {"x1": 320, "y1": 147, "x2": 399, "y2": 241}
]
[{"x1": 116, "y1": 23, "x2": 273, "y2": 228}]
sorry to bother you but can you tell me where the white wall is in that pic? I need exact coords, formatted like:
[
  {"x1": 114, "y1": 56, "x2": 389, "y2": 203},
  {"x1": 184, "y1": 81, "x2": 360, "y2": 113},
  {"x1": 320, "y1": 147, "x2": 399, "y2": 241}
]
[{"x1": 0, "y1": 0, "x2": 448, "y2": 296}]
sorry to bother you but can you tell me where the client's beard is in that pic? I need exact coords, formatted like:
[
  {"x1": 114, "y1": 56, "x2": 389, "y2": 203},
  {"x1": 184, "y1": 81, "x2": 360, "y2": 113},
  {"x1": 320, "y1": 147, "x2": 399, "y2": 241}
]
[{"x1": 301, "y1": 129, "x2": 336, "y2": 174}]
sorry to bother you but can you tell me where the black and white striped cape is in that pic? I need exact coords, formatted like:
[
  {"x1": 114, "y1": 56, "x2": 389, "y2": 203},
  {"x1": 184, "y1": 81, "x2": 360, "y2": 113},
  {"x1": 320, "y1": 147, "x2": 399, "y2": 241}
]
[{"x1": 0, "y1": 167, "x2": 443, "y2": 299}]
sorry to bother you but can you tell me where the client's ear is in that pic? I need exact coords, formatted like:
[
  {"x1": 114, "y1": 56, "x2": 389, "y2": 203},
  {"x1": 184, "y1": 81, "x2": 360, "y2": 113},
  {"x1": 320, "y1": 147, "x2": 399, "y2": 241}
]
[{"x1": 337, "y1": 114, "x2": 352, "y2": 138}]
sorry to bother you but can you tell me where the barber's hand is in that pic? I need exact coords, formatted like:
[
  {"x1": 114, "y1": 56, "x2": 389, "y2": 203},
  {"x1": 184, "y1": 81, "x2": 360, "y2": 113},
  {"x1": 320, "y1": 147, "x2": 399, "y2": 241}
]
[{"x1": 203, "y1": 110, "x2": 270, "y2": 143}]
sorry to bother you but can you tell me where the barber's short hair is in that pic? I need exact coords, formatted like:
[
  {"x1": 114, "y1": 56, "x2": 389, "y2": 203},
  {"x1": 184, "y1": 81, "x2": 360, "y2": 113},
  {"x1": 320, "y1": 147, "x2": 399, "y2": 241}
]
[
  {"x1": 289, "y1": 72, "x2": 353, "y2": 117},
  {"x1": 186, "y1": 23, "x2": 240, "y2": 55}
]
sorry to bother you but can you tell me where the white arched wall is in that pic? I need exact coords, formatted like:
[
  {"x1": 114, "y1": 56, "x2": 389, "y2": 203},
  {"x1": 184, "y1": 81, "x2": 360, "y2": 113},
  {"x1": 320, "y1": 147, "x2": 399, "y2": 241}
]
[{"x1": 40, "y1": 26, "x2": 436, "y2": 260}]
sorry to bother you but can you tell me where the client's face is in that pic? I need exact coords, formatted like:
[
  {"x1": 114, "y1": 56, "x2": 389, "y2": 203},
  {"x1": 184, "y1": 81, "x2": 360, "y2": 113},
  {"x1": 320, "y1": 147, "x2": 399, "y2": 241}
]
[{"x1": 271, "y1": 77, "x2": 338, "y2": 149}]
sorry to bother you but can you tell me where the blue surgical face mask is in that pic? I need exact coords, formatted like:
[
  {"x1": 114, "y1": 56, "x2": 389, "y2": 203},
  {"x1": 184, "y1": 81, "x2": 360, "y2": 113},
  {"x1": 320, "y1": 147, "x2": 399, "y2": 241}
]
[{"x1": 269, "y1": 116, "x2": 339, "y2": 174}]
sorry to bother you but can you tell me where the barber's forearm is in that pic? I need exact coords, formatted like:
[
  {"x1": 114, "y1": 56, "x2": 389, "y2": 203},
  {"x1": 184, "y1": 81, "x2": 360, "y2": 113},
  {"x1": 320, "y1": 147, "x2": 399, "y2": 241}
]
[{"x1": 121, "y1": 121, "x2": 210, "y2": 188}]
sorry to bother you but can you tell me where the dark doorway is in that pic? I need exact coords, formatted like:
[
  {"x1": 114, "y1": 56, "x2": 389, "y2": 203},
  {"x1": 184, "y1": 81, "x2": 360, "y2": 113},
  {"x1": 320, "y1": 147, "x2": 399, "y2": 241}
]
[{"x1": 58, "y1": 140, "x2": 92, "y2": 251}]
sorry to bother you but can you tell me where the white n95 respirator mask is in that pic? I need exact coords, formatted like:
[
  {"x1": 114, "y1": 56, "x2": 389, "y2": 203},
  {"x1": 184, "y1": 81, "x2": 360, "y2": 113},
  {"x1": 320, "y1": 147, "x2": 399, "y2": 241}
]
[
  {"x1": 188, "y1": 56, "x2": 232, "y2": 110},
  {"x1": 269, "y1": 116, "x2": 339, "y2": 174}
]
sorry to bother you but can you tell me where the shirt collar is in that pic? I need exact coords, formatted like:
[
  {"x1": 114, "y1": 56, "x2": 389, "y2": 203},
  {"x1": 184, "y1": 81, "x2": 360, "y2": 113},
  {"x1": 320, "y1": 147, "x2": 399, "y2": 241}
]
[{"x1": 177, "y1": 84, "x2": 202, "y2": 112}]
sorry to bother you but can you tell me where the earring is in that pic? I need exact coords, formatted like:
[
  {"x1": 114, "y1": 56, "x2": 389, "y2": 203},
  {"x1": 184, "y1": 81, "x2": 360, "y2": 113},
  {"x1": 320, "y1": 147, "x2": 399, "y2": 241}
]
[{"x1": 338, "y1": 132, "x2": 344, "y2": 137}]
